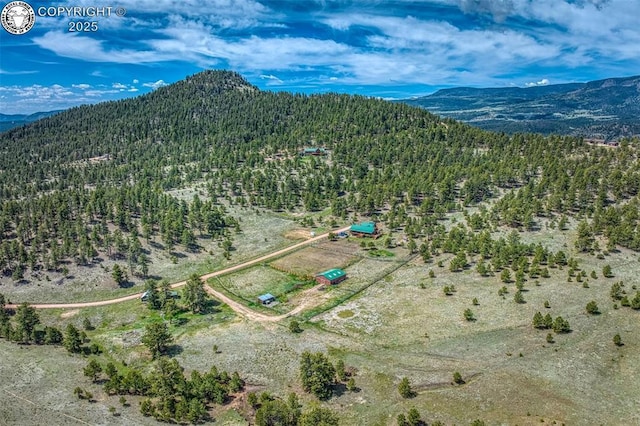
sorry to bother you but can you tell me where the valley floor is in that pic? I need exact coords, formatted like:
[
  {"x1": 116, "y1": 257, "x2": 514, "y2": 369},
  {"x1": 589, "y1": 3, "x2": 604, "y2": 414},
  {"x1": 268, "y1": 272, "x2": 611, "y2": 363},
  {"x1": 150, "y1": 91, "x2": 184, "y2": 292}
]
[{"x1": 1, "y1": 209, "x2": 639, "y2": 425}]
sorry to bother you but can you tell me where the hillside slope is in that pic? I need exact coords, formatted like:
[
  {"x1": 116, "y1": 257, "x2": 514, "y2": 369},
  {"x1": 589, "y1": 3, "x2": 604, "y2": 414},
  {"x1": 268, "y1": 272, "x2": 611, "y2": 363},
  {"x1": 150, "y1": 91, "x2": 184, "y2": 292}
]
[{"x1": 0, "y1": 70, "x2": 638, "y2": 286}]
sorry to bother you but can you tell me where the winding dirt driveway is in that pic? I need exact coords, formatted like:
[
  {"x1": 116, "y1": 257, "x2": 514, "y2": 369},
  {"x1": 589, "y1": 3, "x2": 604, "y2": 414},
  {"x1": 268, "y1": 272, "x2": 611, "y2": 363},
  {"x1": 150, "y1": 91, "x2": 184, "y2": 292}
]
[{"x1": 7, "y1": 227, "x2": 350, "y2": 322}]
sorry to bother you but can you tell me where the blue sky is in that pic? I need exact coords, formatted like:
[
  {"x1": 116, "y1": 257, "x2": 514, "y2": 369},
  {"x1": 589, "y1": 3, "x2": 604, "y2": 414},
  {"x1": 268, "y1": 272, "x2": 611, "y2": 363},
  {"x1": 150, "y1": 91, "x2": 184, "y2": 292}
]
[{"x1": 1, "y1": 0, "x2": 639, "y2": 114}]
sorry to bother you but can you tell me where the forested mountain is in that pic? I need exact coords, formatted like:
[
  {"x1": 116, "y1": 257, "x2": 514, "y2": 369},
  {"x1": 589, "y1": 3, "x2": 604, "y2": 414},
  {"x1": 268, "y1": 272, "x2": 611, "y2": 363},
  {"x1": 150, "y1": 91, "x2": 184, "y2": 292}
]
[
  {"x1": 0, "y1": 70, "x2": 639, "y2": 282},
  {"x1": 0, "y1": 111, "x2": 62, "y2": 132},
  {"x1": 402, "y1": 75, "x2": 640, "y2": 139}
]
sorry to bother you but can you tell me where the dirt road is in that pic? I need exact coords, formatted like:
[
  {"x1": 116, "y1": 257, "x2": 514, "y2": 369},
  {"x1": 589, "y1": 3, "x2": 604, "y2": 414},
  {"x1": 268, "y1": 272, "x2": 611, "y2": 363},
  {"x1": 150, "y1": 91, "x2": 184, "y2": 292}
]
[{"x1": 7, "y1": 226, "x2": 350, "y2": 322}]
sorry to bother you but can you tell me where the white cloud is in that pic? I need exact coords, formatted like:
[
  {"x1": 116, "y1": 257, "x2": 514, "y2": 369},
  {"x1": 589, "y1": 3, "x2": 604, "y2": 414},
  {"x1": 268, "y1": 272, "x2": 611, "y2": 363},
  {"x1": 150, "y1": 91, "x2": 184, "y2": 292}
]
[
  {"x1": 525, "y1": 79, "x2": 550, "y2": 87},
  {"x1": 0, "y1": 83, "x2": 97, "y2": 113},
  {"x1": 457, "y1": 0, "x2": 515, "y2": 22},
  {"x1": 0, "y1": 68, "x2": 38, "y2": 75},
  {"x1": 112, "y1": 82, "x2": 128, "y2": 90},
  {"x1": 143, "y1": 80, "x2": 168, "y2": 89},
  {"x1": 66, "y1": 0, "x2": 274, "y2": 29},
  {"x1": 0, "y1": 82, "x2": 149, "y2": 114},
  {"x1": 260, "y1": 74, "x2": 284, "y2": 86},
  {"x1": 14, "y1": 0, "x2": 640, "y2": 101},
  {"x1": 133, "y1": 79, "x2": 139, "y2": 84},
  {"x1": 33, "y1": 31, "x2": 180, "y2": 64}
]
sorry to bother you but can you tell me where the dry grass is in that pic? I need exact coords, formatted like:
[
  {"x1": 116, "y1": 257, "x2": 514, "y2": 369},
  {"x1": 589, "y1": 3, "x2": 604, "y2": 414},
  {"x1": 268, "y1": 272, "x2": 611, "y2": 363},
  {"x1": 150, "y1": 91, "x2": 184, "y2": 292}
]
[
  {"x1": 270, "y1": 239, "x2": 362, "y2": 277},
  {"x1": 215, "y1": 266, "x2": 304, "y2": 300},
  {"x1": 283, "y1": 229, "x2": 314, "y2": 240},
  {"x1": 1, "y1": 218, "x2": 638, "y2": 426},
  {"x1": 310, "y1": 236, "x2": 640, "y2": 425},
  {"x1": 0, "y1": 206, "x2": 300, "y2": 304}
]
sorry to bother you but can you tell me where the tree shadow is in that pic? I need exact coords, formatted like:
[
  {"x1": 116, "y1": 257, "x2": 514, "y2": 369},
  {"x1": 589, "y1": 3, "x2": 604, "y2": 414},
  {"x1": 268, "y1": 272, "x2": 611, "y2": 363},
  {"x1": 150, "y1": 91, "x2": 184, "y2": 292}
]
[
  {"x1": 201, "y1": 298, "x2": 221, "y2": 314},
  {"x1": 149, "y1": 241, "x2": 164, "y2": 250},
  {"x1": 332, "y1": 382, "x2": 346, "y2": 397},
  {"x1": 332, "y1": 382, "x2": 360, "y2": 397},
  {"x1": 172, "y1": 317, "x2": 189, "y2": 327},
  {"x1": 166, "y1": 344, "x2": 183, "y2": 357},
  {"x1": 118, "y1": 280, "x2": 135, "y2": 289}
]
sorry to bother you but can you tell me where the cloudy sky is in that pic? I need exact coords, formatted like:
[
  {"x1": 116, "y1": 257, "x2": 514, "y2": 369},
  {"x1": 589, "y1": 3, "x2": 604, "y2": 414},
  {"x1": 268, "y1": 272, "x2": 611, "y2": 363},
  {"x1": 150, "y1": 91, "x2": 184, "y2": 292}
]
[{"x1": 1, "y1": 0, "x2": 638, "y2": 114}]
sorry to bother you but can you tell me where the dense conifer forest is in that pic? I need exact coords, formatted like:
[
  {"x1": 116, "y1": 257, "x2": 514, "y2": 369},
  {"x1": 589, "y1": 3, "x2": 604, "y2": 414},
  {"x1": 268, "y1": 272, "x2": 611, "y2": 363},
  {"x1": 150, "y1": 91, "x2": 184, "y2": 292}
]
[{"x1": 0, "y1": 70, "x2": 638, "y2": 282}]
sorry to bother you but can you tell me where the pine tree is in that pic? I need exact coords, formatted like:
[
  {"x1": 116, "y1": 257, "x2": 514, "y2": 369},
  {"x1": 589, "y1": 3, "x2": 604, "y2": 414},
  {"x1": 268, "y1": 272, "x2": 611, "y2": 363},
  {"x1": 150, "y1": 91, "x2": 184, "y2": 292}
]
[
  {"x1": 141, "y1": 322, "x2": 173, "y2": 359},
  {"x1": 14, "y1": 303, "x2": 40, "y2": 343},
  {"x1": 64, "y1": 324, "x2": 83, "y2": 353},
  {"x1": 300, "y1": 351, "x2": 336, "y2": 400},
  {"x1": 586, "y1": 301, "x2": 599, "y2": 314},
  {"x1": 83, "y1": 359, "x2": 103, "y2": 382},
  {"x1": 532, "y1": 311, "x2": 545, "y2": 329},
  {"x1": 398, "y1": 377, "x2": 414, "y2": 398},
  {"x1": 183, "y1": 274, "x2": 207, "y2": 314}
]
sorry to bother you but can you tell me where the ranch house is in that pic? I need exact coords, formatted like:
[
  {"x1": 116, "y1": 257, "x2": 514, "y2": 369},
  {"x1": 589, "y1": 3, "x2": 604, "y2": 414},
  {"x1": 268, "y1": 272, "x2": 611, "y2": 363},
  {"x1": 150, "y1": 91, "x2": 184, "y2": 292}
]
[
  {"x1": 350, "y1": 221, "x2": 380, "y2": 238},
  {"x1": 301, "y1": 147, "x2": 327, "y2": 156},
  {"x1": 316, "y1": 268, "x2": 347, "y2": 285}
]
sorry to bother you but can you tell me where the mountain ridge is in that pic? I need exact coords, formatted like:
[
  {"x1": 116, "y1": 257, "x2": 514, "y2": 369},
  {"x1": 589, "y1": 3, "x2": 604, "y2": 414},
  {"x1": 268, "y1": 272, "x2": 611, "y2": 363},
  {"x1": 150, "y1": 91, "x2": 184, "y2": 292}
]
[
  {"x1": 401, "y1": 75, "x2": 640, "y2": 139},
  {"x1": 0, "y1": 110, "x2": 63, "y2": 132}
]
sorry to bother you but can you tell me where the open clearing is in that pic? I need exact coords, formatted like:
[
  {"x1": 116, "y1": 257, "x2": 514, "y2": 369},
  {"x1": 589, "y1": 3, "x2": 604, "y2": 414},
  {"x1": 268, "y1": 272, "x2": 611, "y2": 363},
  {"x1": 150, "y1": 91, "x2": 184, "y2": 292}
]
[
  {"x1": 270, "y1": 239, "x2": 362, "y2": 277},
  {"x1": 1, "y1": 222, "x2": 639, "y2": 425}
]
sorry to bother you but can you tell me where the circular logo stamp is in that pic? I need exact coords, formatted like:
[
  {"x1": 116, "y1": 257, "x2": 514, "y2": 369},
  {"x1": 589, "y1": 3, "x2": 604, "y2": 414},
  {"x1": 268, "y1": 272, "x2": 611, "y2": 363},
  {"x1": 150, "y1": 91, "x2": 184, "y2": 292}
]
[{"x1": 1, "y1": 1, "x2": 35, "y2": 35}]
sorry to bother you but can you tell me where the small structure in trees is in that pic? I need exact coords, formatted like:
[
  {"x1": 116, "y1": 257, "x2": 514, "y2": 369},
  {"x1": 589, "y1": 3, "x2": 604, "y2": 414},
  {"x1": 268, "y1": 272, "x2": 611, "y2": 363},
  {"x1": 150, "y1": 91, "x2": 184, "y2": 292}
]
[
  {"x1": 315, "y1": 268, "x2": 347, "y2": 285},
  {"x1": 301, "y1": 147, "x2": 327, "y2": 156},
  {"x1": 258, "y1": 293, "x2": 276, "y2": 305},
  {"x1": 140, "y1": 290, "x2": 179, "y2": 302}
]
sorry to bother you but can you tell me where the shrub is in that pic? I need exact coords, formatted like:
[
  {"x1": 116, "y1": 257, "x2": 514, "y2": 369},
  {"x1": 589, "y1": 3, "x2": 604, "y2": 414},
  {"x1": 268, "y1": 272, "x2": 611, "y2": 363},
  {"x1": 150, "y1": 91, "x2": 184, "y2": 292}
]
[
  {"x1": 586, "y1": 301, "x2": 599, "y2": 314},
  {"x1": 453, "y1": 372, "x2": 465, "y2": 384},
  {"x1": 613, "y1": 334, "x2": 623, "y2": 346},
  {"x1": 464, "y1": 309, "x2": 475, "y2": 322}
]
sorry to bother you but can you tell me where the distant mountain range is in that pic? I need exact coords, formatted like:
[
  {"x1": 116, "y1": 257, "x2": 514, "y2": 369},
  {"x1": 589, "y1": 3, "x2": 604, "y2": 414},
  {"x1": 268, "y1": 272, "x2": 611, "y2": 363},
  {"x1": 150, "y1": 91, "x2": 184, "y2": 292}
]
[
  {"x1": 0, "y1": 111, "x2": 62, "y2": 132},
  {"x1": 401, "y1": 75, "x2": 640, "y2": 139}
]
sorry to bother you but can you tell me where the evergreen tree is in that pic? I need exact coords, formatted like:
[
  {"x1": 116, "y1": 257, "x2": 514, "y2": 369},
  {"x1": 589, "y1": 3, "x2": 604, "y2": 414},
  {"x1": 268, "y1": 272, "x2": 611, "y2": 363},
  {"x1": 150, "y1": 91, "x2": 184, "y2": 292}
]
[
  {"x1": 407, "y1": 408, "x2": 422, "y2": 426},
  {"x1": 183, "y1": 274, "x2": 208, "y2": 314},
  {"x1": 64, "y1": 324, "x2": 83, "y2": 353},
  {"x1": 464, "y1": 308, "x2": 475, "y2": 321},
  {"x1": 398, "y1": 377, "x2": 415, "y2": 398},
  {"x1": 141, "y1": 321, "x2": 173, "y2": 359},
  {"x1": 14, "y1": 303, "x2": 40, "y2": 343},
  {"x1": 144, "y1": 279, "x2": 161, "y2": 310},
  {"x1": 300, "y1": 351, "x2": 336, "y2": 400},
  {"x1": 299, "y1": 405, "x2": 339, "y2": 426},
  {"x1": 586, "y1": 301, "x2": 600, "y2": 314},
  {"x1": 532, "y1": 311, "x2": 545, "y2": 329},
  {"x1": 453, "y1": 371, "x2": 465, "y2": 384},
  {"x1": 111, "y1": 264, "x2": 127, "y2": 286},
  {"x1": 83, "y1": 359, "x2": 103, "y2": 382},
  {"x1": 44, "y1": 326, "x2": 63, "y2": 345},
  {"x1": 553, "y1": 316, "x2": 571, "y2": 333}
]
